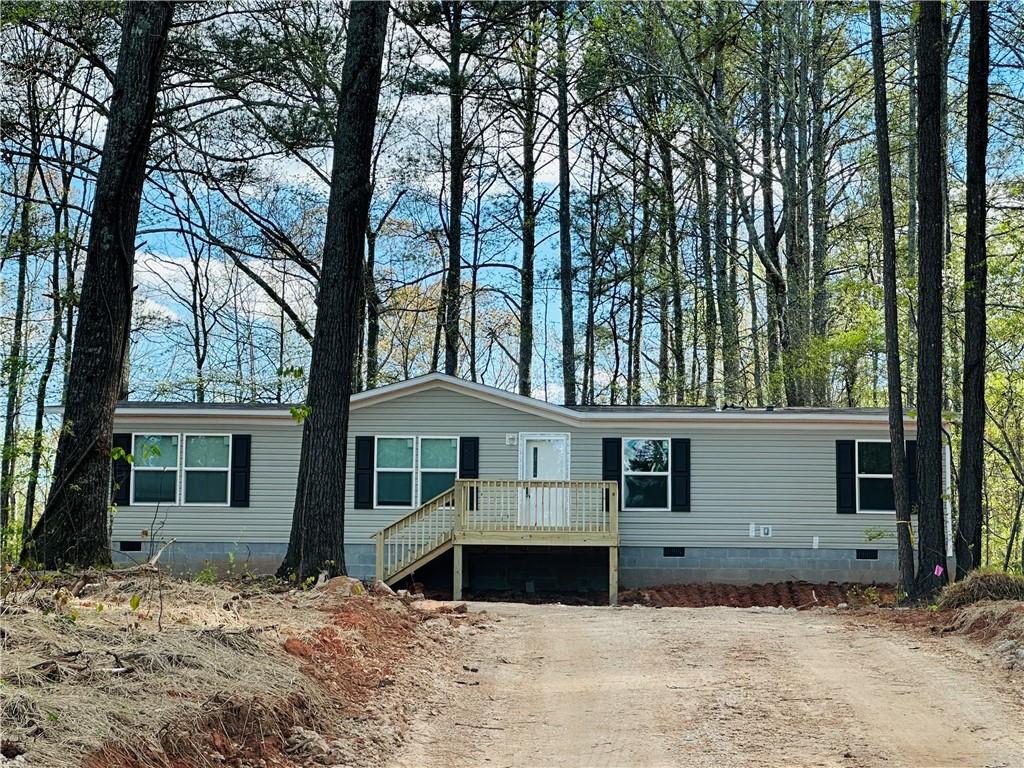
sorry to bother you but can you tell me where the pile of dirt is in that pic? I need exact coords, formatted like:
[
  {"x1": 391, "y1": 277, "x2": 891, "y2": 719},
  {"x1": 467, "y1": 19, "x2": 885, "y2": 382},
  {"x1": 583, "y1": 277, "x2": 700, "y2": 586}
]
[
  {"x1": 0, "y1": 570, "x2": 480, "y2": 767},
  {"x1": 853, "y1": 599, "x2": 1024, "y2": 672},
  {"x1": 933, "y1": 600, "x2": 1024, "y2": 670},
  {"x1": 936, "y1": 570, "x2": 1024, "y2": 611},
  {"x1": 619, "y1": 581, "x2": 895, "y2": 609}
]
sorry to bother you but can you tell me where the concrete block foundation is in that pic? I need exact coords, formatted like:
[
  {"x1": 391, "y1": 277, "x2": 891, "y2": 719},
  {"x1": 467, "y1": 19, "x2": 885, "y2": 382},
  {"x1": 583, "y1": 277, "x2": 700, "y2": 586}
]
[
  {"x1": 618, "y1": 546, "x2": 897, "y2": 587},
  {"x1": 111, "y1": 540, "x2": 895, "y2": 588}
]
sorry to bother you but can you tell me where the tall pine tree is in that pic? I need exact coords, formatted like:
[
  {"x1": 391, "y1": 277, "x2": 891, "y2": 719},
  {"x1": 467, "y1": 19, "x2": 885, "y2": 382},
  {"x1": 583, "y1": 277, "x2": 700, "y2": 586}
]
[
  {"x1": 24, "y1": 1, "x2": 175, "y2": 568},
  {"x1": 277, "y1": 0, "x2": 390, "y2": 581}
]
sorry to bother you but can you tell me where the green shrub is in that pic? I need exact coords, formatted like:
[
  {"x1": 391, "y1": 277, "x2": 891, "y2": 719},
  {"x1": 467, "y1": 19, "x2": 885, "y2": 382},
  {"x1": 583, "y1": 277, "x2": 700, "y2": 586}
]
[{"x1": 937, "y1": 570, "x2": 1024, "y2": 611}]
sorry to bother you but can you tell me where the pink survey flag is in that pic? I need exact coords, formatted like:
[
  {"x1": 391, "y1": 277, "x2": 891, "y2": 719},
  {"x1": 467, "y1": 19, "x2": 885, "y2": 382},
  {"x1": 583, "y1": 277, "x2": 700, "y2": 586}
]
[{"x1": 934, "y1": 564, "x2": 944, "y2": 578}]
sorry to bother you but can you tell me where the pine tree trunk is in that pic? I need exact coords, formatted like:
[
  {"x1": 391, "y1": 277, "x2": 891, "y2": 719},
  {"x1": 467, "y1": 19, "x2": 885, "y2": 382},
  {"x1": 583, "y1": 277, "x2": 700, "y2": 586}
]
[
  {"x1": 747, "y1": 243, "x2": 764, "y2": 407},
  {"x1": 870, "y1": 0, "x2": 916, "y2": 600},
  {"x1": 23, "y1": 1, "x2": 174, "y2": 569},
  {"x1": 583, "y1": 148, "x2": 603, "y2": 404},
  {"x1": 697, "y1": 157, "x2": 717, "y2": 406},
  {"x1": 659, "y1": 141, "x2": 686, "y2": 404},
  {"x1": 556, "y1": 2, "x2": 576, "y2": 406},
  {"x1": 0, "y1": 151, "x2": 37, "y2": 545},
  {"x1": 713, "y1": 26, "x2": 739, "y2": 404},
  {"x1": 759, "y1": 8, "x2": 785, "y2": 406},
  {"x1": 518, "y1": 5, "x2": 540, "y2": 397},
  {"x1": 277, "y1": 1, "x2": 389, "y2": 582},
  {"x1": 809, "y1": 3, "x2": 829, "y2": 406},
  {"x1": 658, "y1": 236, "x2": 671, "y2": 404},
  {"x1": 1004, "y1": 496, "x2": 1022, "y2": 573},
  {"x1": 627, "y1": 143, "x2": 651, "y2": 406},
  {"x1": 905, "y1": 23, "x2": 918, "y2": 407},
  {"x1": 782, "y1": 5, "x2": 807, "y2": 407},
  {"x1": 365, "y1": 231, "x2": 381, "y2": 389},
  {"x1": 23, "y1": 175, "x2": 73, "y2": 544},
  {"x1": 712, "y1": 7, "x2": 737, "y2": 403},
  {"x1": 469, "y1": 188, "x2": 483, "y2": 382},
  {"x1": 956, "y1": 0, "x2": 988, "y2": 578},
  {"x1": 444, "y1": 0, "x2": 463, "y2": 377},
  {"x1": 914, "y1": 1, "x2": 949, "y2": 596},
  {"x1": 795, "y1": 2, "x2": 812, "y2": 405}
]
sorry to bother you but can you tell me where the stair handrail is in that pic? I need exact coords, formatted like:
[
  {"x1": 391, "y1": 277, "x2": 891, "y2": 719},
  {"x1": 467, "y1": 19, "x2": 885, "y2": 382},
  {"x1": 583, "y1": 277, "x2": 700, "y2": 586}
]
[{"x1": 374, "y1": 486, "x2": 456, "y2": 582}]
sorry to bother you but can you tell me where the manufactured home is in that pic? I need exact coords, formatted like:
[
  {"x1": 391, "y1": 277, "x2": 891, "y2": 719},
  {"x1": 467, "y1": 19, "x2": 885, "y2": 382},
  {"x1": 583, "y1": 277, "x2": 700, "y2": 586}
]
[{"x1": 104, "y1": 373, "x2": 952, "y2": 603}]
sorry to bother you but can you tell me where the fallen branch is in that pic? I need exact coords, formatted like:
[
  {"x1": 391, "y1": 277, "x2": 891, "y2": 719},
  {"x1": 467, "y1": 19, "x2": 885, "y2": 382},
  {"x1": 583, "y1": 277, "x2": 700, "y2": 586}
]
[{"x1": 147, "y1": 538, "x2": 176, "y2": 567}]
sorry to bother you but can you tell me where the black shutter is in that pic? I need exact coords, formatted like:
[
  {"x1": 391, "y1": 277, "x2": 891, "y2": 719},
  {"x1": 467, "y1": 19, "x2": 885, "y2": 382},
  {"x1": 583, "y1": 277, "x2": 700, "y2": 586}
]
[
  {"x1": 602, "y1": 437, "x2": 622, "y2": 511},
  {"x1": 459, "y1": 437, "x2": 479, "y2": 511},
  {"x1": 230, "y1": 434, "x2": 251, "y2": 508},
  {"x1": 354, "y1": 436, "x2": 374, "y2": 509},
  {"x1": 671, "y1": 438, "x2": 691, "y2": 512},
  {"x1": 111, "y1": 433, "x2": 132, "y2": 505},
  {"x1": 602, "y1": 438, "x2": 622, "y2": 481},
  {"x1": 905, "y1": 439, "x2": 918, "y2": 512},
  {"x1": 836, "y1": 440, "x2": 856, "y2": 514},
  {"x1": 458, "y1": 437, "x2": 479, "y2": 479}
]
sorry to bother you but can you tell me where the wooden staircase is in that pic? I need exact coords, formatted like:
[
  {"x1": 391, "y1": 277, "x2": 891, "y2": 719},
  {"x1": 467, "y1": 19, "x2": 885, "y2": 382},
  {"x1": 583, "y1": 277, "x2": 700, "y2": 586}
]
[
  {"x1": 374, "y1": 487, "x2": 456, "y2": 585},
  {"x1": 373, "y1": 479, "x2": 620, "y2": 602}
]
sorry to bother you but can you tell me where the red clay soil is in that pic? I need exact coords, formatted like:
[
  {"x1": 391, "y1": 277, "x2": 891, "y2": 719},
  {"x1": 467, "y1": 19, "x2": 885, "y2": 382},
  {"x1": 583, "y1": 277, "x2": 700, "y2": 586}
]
[
  {"x1": 283, "y1": 597, "x2": 422, "y2": 708},
  {"x1": 619, "y1": 581, "x2": 896, "y2": 609},
  {"x1": 857, "y1": 599, "x2": 1024, "y2": 641},
  {"x1": 460, "y1": 581, "x2": 895, "y2": 608},
  {"x1": 83, "y1": 596, "x2": 450, "y2": 768}
]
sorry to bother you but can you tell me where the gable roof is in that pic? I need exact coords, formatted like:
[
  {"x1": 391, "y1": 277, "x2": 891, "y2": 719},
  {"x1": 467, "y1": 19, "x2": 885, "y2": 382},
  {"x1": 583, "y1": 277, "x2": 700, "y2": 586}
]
[{"x1": 100, "y1": 372, "x2": 914, "y2": 427}]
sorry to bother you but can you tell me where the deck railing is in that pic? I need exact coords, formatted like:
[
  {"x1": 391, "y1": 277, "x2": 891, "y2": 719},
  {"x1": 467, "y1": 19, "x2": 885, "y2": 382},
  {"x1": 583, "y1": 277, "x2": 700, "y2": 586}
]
[
  {"x1": 456, "y1": 479, "x2": 618, "y2": 534},
  {"x1": 374, "y1": 479, "x2": 618, "y2": 583}
]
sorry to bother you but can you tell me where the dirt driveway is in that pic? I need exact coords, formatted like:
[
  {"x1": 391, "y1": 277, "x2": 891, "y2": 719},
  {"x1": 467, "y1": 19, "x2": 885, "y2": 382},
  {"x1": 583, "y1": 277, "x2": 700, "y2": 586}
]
[{"x1": 390, "y1": 603, "x2": 1024, "y2": 768}]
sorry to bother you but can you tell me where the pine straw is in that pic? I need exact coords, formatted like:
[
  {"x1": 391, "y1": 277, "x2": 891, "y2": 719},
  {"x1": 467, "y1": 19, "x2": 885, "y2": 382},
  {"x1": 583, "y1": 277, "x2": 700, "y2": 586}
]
[
  {"x1": 940, "y1": 599, "x2": 1024, "y2": 644},
  {"x1": 0, "y1": 571, "x2": 415, "y2": 767},
  {"x1": 936, "y1": 570, "x2": 1024, "y2": 611}
]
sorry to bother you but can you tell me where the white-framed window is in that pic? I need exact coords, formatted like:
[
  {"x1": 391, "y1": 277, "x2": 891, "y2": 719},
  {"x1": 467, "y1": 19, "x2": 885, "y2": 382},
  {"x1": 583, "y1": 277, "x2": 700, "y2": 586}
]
[
  {"x1": 419, "y1": 436, "x2": 458, "y2": 503},
  {"x1": 374, "y1": 436, "x2": 459, "y2": 508},
  {"x1": 622, "y1": 438, "x2": 670, "y2": 511},
  {"x1": 183, "y1": 434, "x2": 232, "y2": 505},
  {"x1": 856, "y1": 439, "x2": 896, "y2": 513},
  {"x1": 375, "y1": 436, "x2": 416, "y2": 508},
  {"x1": 131, "y1": 434, "x2": 180, "y2": 505}
]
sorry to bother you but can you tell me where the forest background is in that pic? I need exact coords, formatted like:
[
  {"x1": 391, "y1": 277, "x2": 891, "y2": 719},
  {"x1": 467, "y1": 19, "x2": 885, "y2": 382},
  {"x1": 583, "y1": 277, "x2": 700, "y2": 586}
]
[{"x1": 1, "y1": 1, "x2": 1022, "y2": 572}]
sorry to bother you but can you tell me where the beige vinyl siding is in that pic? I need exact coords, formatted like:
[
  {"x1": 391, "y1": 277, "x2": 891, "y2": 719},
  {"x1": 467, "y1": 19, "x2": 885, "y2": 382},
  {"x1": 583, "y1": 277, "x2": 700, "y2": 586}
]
[
  {"x1": 112, "y1": 386, "x2": 915, "y2": 552},
  {"x1": 110, "y1": 415, "x2": 300, "y2": 545},
  {"x1": 344, "y1": 389, "x2": 565, "y2": 543},
  {"x1": 343, "y1": 388, "x2": 913, "y2": 550}
]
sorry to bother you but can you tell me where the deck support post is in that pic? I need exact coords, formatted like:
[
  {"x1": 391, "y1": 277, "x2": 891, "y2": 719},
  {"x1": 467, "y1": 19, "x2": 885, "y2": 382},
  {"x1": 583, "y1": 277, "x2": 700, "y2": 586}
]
[
  {"x1": 375, "y1": 533, "x2": 384, "y2": 583},
  {"x1": 453, "y1": 543, "x2": 464, "y2": 601},
  {"x1": 608, "y1": 546, "x2": 618, "y2": 606}
]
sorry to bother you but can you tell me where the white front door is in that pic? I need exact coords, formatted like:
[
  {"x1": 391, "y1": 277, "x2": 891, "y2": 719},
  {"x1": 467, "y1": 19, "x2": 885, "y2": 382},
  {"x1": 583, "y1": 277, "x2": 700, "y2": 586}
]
[{"x1": 518, "y1": 433, "x2": 570, "y2": 526}]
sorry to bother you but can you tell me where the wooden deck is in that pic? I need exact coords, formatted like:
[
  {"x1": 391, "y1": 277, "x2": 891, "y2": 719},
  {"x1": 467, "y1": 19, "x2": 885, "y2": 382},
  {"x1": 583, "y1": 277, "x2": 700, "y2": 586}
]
[{"x1": 374, "y1": 479, "x2": 620, "y2": 605}]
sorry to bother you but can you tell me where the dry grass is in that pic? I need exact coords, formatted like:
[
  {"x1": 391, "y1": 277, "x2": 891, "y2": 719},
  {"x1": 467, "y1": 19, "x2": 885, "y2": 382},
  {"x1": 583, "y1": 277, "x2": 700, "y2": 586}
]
[
  {"x1": 940, "y1": 599, "x2": 1024, "y2": 642},
  {"x1": 0, "y1": 569, "x2": 469, "y2": 767},
  {"x1": 936, "y1": 570, "x2": 1024, "y2": 611}
]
